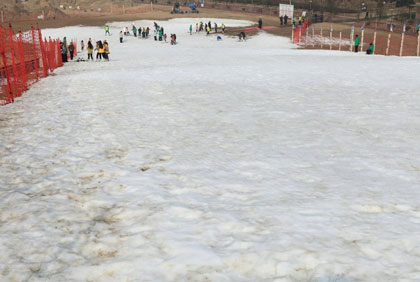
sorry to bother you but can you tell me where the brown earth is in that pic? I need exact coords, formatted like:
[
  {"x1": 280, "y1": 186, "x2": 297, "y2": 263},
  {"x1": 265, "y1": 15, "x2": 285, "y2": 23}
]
[
  {"x1": 6, "y1": 4, "x2": 292, "y2": 37},
  {"x1": 5, "y1": 4, "x2": 418, "y2": 57}
]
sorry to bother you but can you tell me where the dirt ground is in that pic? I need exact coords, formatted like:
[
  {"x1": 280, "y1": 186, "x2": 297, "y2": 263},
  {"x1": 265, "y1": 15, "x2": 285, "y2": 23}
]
[
  {"x1": 8, "y1": 5, "x2": 291, "y2": 37},
  {"x1": 6, "y1": 5, "x2": 418, "y2": 57}
]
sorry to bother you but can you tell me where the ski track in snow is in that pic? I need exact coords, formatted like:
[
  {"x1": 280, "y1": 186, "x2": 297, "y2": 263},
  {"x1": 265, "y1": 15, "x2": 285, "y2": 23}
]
[{"x1": 1, "y1": 18, "x2": 420, "y2": 281}]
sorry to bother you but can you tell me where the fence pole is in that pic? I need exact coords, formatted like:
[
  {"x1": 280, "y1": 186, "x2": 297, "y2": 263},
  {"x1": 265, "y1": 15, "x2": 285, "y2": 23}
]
[
  {"x1": 329, "y1": 26, "x2": 333, "y2": 50},
  {"x1": 386, "y1": 33, "x2": 391, "y2": 56},
  {"x1": 299, "y1": 27, "x2": 302, "y2": 44},
  {"x1": 8, "y1": 24, "x2": 20, "y2": 98},
  {"x1": 373, "y1": 31, "x2": 377, "y2": 55},
  {"x1": 312, "y1": 25, "x2": 315, "y2": 47},
  {"x1": 320, "y1": 27, "x2": 323, "y2": 48},
  {"x1": 31, "y1": 26, "x2": 40, "y2": 82},
  {"x1": 417, "y1": 33, "x2": 420, "y2": 57},
  {"x1": 37, "y1": 25, "x2": 48, "y2": 77},
  {"x1": 399, "y1": 31, "x2": 405, "y2": 56},
  {"x1": 361, "y1": 29, "x2": 365, "y2": 52},
  {"x1": 17, "y1": 30, "x2": 28, "y2": 91},
  {"x1": 291, "y1": 25, "x2": 294, "y2": 43},
  {"x1": 0, "y1": 43, "x2": 14, "y2": 103},
  {"x1": 339, "y1": 31, "x2": 342, "y2": 51}
]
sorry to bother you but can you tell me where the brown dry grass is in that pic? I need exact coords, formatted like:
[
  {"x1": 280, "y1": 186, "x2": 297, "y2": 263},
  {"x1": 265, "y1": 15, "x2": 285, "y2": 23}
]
[{"x1": 9, "y1": 4, "x2": 292, "y2": 37}]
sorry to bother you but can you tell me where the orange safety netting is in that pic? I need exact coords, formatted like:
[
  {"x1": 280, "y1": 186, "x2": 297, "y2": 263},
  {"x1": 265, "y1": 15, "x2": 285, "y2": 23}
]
[
  {"x1": 0, "y1": 24, "x2": 63, "y2": 105},
  {"x1": 292, "y1": 22, "x2": 311, "y2": 44}
]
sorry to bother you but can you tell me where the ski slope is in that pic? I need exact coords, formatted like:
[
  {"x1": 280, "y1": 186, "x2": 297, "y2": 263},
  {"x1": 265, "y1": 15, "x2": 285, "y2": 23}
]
[{"x1": 1, "y1": 18, "x2": 420, "y2": 281}]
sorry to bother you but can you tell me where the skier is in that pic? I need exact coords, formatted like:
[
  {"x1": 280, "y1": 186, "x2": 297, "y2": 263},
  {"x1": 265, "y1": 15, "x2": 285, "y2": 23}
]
[
  {"x1": 355, "y1": 34, "x2": 360, "y2": 53},
  {"x1": 105, "y1": 25, "x2": 110, "y2": 36},
  {"x1": 87, "y1": 40, "x2": 94, "y2": 60},
  {"x1": 68, "y1": 42, "x2": 75, "y2": 60}
]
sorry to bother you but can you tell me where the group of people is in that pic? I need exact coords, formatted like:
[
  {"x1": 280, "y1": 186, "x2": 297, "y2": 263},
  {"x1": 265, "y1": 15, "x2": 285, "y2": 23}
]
[
  {"x1": 80, "y1": 38, "x2": 110, "y2": 61},
  {"x1": 60, "y1": 37, "x2": 76, "y2": 63},
  {"x1": 354, "y1": 34, "x2": 374, "y2": 55},
  {"x1": 195, "y1": 21, "x2": 226, "y2": 35}
]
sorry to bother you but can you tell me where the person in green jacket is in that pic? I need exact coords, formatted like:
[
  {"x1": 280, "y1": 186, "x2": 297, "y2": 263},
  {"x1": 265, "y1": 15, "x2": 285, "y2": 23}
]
[
  {"x1": 366, "y1": 43, "x2": 374, "y2": 55},
  {"x1": 158, "y1": 28, "x2": 163, "y2": 41},
  {"x1": 133, "y1": 25, "x2": 137, "y2": 37},
  {"x1": 189, "y1": 24, "x2": 192, "y2": 35},
  {"x1": 355, "y1": 34, "x2": 360, "y2": 53}
]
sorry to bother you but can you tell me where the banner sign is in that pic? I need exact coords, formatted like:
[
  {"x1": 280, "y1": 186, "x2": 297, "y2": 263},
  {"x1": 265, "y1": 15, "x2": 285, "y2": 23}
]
[{"x1": 279, "y1": 4, "x2": 294, "y2": 18}]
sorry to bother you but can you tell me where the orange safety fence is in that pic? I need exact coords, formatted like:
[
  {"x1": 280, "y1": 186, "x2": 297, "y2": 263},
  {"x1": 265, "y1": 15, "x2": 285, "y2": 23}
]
[
  {"x1": 292, "y1": 22, "x2": 311, "y2": 44},
  {"x1": 0, "y1": 24, "x2": 63, "y2": 106}
]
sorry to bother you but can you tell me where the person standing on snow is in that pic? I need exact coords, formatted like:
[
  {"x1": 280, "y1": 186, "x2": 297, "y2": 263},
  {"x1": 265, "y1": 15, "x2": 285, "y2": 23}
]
[
  {"x1": 87, "y1": 40, "x2": 94, "y2": 60},
  {"x1": 355, "y1": 34, "x2": 360, "y2": 53},
  {"x1": 133, "y1": 25, "x2": 137, "y2": 37},
  {"x1": 105, "y1": 25, "x2": 110, "y2": 36},
  {"x1": 221, "y1": 23, "x2": 225, "y2": 33},
  {"x1": 258, "y1": 18, "x2": 263, "y2": 29},
  {"x1": 215, "y1": 23, "x2": 218, "y2": 33},
  {"x1": 80, "y1": 40, "x2": 85, "y2": 51},
  {"x1": 60, "y1": 42, "x2": 68, "y2": 63},
  {"x1": 96, "y1": 41, "x2": 104, "y2": 60},
  {"x1": 206, "y1": 25, "x2": 210, "y2": 35},
  {"x1": 68, "y1": 42, "x2": 75, "y2": 60},
  {"x1": 189, "y1": 24, "x2": 193, "y2": 35},
  {"x1": 159, "y1": 28, "x2": 163, "y2": 41},
  {"x1": 119, "y1": 31, "x2": 123, "y2": 43},
  {"x1": 103, "y1": 41, "x2": 110, "y2": 61}
]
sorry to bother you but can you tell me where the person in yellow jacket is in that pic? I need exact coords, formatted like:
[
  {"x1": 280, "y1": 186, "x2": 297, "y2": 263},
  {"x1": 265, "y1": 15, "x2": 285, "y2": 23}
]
[
  {"x1": 206, "y1": 25, "x2": 210, "y2": 35},
  {"x1": 95, "y1": 40, "x2": 104, "y2": 60},
  {"x1": 87, "y1": 40, "x2": 94, "y2": 61},
  {"x1": 103, "y1": 40, "x2": 110, "y2": 61}
]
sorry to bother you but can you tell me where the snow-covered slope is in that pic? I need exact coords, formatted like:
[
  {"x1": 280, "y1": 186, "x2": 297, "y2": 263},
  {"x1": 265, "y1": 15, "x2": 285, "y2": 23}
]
[{"x1": 1, "y1": 18, "x2": 420, "y2": 282}]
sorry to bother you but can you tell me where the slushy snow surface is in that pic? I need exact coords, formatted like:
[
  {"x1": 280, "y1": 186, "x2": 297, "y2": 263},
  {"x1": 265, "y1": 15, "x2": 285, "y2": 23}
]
[{"x1": 1, "y1": 18, "x2": 420, "y2": 281}]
